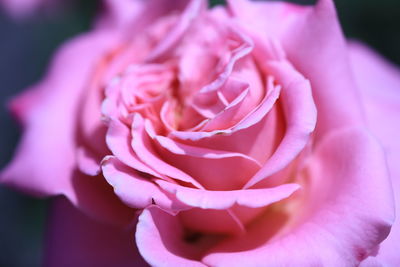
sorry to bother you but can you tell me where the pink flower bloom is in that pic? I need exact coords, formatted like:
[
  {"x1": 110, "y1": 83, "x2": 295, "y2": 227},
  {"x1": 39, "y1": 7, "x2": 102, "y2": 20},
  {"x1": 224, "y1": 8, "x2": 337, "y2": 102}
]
[{"x1": 2, "y1": 0, "x2": 399, "y2": 266}]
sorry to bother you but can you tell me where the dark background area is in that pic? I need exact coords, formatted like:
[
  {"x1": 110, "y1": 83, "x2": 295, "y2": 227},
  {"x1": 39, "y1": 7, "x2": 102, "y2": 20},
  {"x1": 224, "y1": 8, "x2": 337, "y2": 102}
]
[{"x1": 0, "y1": 0, "x2": 399, "y2": 266}]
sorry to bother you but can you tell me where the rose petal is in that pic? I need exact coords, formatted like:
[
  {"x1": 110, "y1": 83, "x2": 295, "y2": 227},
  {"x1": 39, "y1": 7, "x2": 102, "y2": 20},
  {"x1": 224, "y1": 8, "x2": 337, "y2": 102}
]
[
  {"x1": 349, "y1": 41, "x2": 400, "y2": 265},
  {"x1": 203, "y1": 128, "x2": 394, "y2": 266},
  {"x1": 105, "y1": 119, "x2": 161, "y2": 178},
  {"x1": 145, "y1": 0, "x2": 206, "y2": 62},
  {"x1": 156, "y1": 180, "x2": 299, "y2": 210},
  {"x1": 150, "y1": 125, "x2": 262, "y2": 190},
  {"x1": 101, "y1": 156, "x2": 189, "y2": 213},
  {"x1": 281, "y1": 0, "x2": 364, "y2": 136},
  {"x1": 136, "y1": 206, "x2": 210, "y2": 267},
  {"x1": 131, "y1": 114, "x2": 205, "y2": 189},
  {"x1": 200, "y1": 79, "x2": 251, "y2": 131},
  {"x1": 76, "y1": 147, "x2": 102, "y2": 176},
  {"x1": 98, "y1": 0, "x2": 145, "y2": 28},
  {"x1": 244, "y1": 61, "x2": 316, "y2": 188},
  {"x1": 153, "y1": 133, "x2": 261, "y2": 167},
  {"x1": 170, "y1": 82, "x2": 281, "y2": 140},
  {"x1": 229, "y1": 0, "x2": 364, "y2": 138},
  {"x1": 45, "y1": 197, "x2": 148, "y2": 267},
  {"x1": 0, "y1": 31, "x2": 133, "y2": 225}
]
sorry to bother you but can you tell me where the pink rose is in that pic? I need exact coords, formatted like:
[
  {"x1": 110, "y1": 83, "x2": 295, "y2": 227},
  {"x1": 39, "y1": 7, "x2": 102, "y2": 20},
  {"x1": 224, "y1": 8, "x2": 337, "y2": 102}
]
[{"x1": 2, "y1": 0, "x2": 399, "y2": 266}]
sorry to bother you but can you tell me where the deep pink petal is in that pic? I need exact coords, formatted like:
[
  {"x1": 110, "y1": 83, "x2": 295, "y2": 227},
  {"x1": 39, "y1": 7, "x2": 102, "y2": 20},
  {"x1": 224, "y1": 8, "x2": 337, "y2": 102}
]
[
  {"x1": 349, "y1": 42, "x2": 400, "y2": 265},
  {"x1": 203, "y1": 128, "x2": 394, "y2": 266},
  {"x1": 45, "y1": 197, "x2": 148, "y2": 267}
]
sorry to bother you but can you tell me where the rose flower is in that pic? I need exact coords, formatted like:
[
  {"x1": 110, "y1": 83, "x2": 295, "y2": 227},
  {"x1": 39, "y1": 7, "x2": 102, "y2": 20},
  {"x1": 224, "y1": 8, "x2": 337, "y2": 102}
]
[{"x1": 1, "y1": 0, "x2": 399, "y2": 266}]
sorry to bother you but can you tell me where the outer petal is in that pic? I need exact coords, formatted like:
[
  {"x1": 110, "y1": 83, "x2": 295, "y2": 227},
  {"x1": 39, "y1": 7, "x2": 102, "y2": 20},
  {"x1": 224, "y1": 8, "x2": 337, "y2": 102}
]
[
  {"x1": 98, "y1": 0, "x2": 203, "y2": 35},
  {"x1": 229, "y1": 0, "x2": 364, "y2": 137},
  {"x1": 2, "y1": 33, "x2": 106, "y2": 195},
  {"x1": 203, "y1": 128, "x2": 394, "y2": 266},
  {"x1": 98, "y1": 0, "x2": 145, "y2": 28},
  {"x1": 349, "y1": 42, "x2": 400, "y2": 265},
  {"x1": 45, "y1": 197, "x2": 148, "y2": 267},
  {"x1": 136, "y1": 206, "x2": 208, "y2": 267},
  {"x1": 0, "y1": 30, "x2": 133, "y2": 225},
  {"x1": 281, "y1": 0, "x2": 364, "y2": 136}
]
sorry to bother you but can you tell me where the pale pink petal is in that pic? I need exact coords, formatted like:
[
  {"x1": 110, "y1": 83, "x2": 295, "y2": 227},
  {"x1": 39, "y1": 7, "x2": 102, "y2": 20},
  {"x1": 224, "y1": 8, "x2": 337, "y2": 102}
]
[
  {"x1": 156, "y1": 180, "x2": 299, "y2": 210},
  {"x1": 203, "y1": 128, "x2": 394, "y2": 266},
  {"x1": 136, "y1": 207, "x2": 209, "y2": 267},
  {"x1": 101, "y1": 156, "x2": 189, "y2": 213},
  {"x1": 45, "y1": 197, "x2": 148, "y2": 267},
  {"x1": 349, "y1": 41, "x2": 400, "y2": 265}
]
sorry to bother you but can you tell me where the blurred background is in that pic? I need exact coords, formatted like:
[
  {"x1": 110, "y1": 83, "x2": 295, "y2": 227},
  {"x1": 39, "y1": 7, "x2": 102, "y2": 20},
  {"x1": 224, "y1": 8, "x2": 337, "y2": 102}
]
[{"x1": 0, "y1": 0, "x2": 399, "y2": 266}]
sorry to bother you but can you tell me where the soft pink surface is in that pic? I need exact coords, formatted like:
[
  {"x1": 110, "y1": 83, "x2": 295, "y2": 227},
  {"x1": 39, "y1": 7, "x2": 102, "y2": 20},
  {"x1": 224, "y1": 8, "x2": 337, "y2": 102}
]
[
  {"x1": 349, "y1": 42, "x2": 400, "y2": 266},
  {"x1": 1, "y1": 0, "x2": 399, "y2": 266}
]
